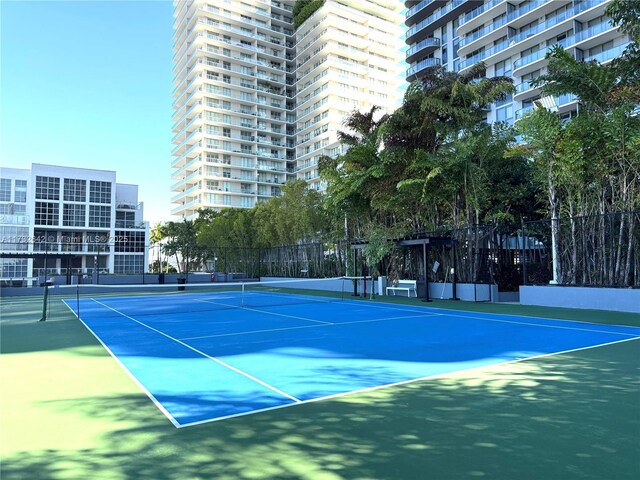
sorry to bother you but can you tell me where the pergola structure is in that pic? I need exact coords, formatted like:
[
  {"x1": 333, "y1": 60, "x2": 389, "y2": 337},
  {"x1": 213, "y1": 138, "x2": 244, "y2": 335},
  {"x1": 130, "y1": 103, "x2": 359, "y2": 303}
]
[{"x1": 351, "y1": 234, "x2": 458, "y2": 302}]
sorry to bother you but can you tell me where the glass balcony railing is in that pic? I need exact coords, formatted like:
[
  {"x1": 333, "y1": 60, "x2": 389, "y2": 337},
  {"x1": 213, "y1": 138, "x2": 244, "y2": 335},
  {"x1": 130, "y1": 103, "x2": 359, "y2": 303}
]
[
  {"x1": 459, "y1": 13, "x2": 508, "y2": 48},
  {"x1": 171, "y1": 129, "x2": 200, "y2": 155},
  {"x1": 557, "y1": 93, "x2": 577, "y2": 105},
  {"x1": 584, "y1": 42, "x2": 630, "y2": 63},
  {"x1": 459, "y1": 37, "x2": 509, "y2": 70},
  {"x1": 406, "y1": 37, "x2": 441, "y2": 58},
  {"x1": 505, "y1": 0, "x2": 551, "y2": 23},
  {"x1": 514, "y1": 28, "x2": 621, "y2": 70},
  {"x1": 459, "y1": 2, "x2": 609, "y2": 69},
  {"x1": 171, "y1": 170, "x2": 201, "y2": 191},
  {"x1": 407, "y1": 0, "x2": 436, "y2": 19},
  {"x1": 516, "y1": 80, "x2": 534, "y2": 93},
  {"x1": 573, "y1": 19, "x2": 615, "y2": 44},
  {"x1": 514, "y1": 94, "x2": 577, "y2": 121},
  {"x1": 460, "y1": 0, "x2": 504, "y2": 26},
  {"x1": 508, "y1": 1, "x2": 605, "y2": 45},
  {"x1": 171, "y1": 143, "x2": 200, "y2": 168},
  {"x1": 406, "y1": 0, "x2": 465, "y2": 39},
  {"x1": 514, "y1": 36, "x2": 570, "y2": 70},
  {"x1": 406, "y1": 57, "x2": 442, "y2": 78},
  {"x1": 515, "y1": 105, "x2": 534, "y2": 120}
]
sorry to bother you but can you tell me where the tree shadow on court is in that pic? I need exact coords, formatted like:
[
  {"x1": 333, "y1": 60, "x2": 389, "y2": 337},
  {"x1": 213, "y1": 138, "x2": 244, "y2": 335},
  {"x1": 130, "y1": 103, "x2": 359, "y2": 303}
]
[
  {"x1": 3, "y1": 340, "x2": 639, "y2": 480},
  {"x1": 0, "y1": 314, "x2": 98, "y2": 355}
]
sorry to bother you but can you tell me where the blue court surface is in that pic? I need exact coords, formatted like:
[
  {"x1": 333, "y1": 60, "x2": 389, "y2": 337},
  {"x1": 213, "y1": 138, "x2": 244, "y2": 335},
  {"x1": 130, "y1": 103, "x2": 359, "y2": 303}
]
[{"x1": 63, "y1": 290, "x2": 640, "y2": 428}]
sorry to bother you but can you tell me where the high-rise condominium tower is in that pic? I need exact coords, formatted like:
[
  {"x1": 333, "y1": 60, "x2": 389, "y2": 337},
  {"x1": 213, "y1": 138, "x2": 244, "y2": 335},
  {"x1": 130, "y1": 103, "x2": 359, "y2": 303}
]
[
  {"x1": 405, "y1": 0, "x2": 630, "y2": 124},
  {"x1": 171, "y1": 0, "x2": 404, "y2": 219}
]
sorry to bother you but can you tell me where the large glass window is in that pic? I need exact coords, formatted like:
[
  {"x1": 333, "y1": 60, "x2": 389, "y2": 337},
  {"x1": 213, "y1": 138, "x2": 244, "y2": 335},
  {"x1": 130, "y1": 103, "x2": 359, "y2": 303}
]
[
  {"x1": 14, "y1": 180, "x2": 27, "y2": 203},
  {"x1": 496, "y1": 104, "x2": 514, "y2": 123},
  {"x1": 85, "y1": 232, "x2": 111, "y2": 252},
  {"x1": 60, "y1": 231, "x2": 84, "y2": 252},
  {"x1": 0, "y1": 179, "x2": 11, "y2": 201},
  {"x1": 64, "y1": 179, "x2": 86, "y2": 202},
  {"x1": 114, "y1": 231, "x2": 145, "y2": 253},
  {"x1": 495, "y1": 59, "x2": 512, "y2": 77},
  {"x1": 0, "y1": 226, "x2": 29, "y2": 251},
  {"x1": 588, "y1": 40, "x2": 614, "y2": 56},
  {"x1": 114, "y1": 255, "x2": 144, "y2": 274},
  {"x1": 0, "y1": 258, "x2": 28, "y2": 278},
  {"x1": 89, "y1": 205, "x2": 111, "y2": 228},
  {"x1": 89, "y1": 181, "x2": 111, "y2": 203},
  {"x1": 35, "y1": 176, "x2": 60, "y2": 200},
  {"x1": 63, "y1": 204, "x2": 86, "y2": 226},
  {"x1": 35, "y1": 202, "x2": 59, "y2": 225},
  {"x1": 115, "y1": 211, "x2": 135, "y2": 228}
]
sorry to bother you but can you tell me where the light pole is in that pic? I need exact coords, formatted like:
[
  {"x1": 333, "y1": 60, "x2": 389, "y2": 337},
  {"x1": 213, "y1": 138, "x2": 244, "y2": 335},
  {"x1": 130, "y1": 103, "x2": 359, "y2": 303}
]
[{"x1": 94, "y1": 255, "x2": 98, "y2": 284}]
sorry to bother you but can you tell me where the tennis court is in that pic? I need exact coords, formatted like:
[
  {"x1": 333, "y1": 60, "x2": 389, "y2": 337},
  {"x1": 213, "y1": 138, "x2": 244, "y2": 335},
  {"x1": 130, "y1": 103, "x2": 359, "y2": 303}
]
[{"x1": 55, "y1": 279, "x2": 640, "y2": 428}]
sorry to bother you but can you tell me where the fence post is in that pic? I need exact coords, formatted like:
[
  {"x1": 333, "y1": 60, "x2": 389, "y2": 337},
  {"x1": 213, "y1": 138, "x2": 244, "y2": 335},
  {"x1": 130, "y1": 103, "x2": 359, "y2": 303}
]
[{"x1": 522, "y1": 218, "x2": 527, "y2": 286}]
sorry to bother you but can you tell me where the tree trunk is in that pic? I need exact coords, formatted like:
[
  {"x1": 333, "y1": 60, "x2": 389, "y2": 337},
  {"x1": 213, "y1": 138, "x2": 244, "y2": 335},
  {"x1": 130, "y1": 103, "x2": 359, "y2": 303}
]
[
  {"x1": 568, "y1": 201, "x2": 577, "y2": 284},
  {"x1": 548, "y1": 163, "x2": 561, "y2": 284}
]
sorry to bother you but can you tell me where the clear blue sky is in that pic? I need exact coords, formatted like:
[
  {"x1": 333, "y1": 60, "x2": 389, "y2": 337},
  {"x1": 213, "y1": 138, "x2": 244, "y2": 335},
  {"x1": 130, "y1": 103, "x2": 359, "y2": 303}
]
[{"x1": 1, "y1": 0, "x2": 175, "y2": 223}]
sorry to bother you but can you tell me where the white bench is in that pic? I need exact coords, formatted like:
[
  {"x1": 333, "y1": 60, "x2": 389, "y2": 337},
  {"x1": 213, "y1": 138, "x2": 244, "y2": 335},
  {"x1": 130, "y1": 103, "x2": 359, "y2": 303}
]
[{"x1": 386, "y1": 280, "x2": 417, "y2": 297}]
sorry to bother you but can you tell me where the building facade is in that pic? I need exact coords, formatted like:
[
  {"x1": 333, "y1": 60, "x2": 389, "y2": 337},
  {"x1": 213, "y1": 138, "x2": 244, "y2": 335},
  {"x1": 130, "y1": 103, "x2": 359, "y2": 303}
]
[
  {"x1": 405, "y1": 0, "x2": 630, "y2": 124},
  {"x1": 171, "y1": 0, "x2": 404, "y2": 219},
  {"x1": 0, "y1": 163, "x2": 149, "y2": 285}
]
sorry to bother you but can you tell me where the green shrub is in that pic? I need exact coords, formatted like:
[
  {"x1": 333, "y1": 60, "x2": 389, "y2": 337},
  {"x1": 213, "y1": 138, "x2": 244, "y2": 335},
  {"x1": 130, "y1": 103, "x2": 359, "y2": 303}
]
[{"x1": 293, "y1": 0, "x2": 324, "y2": 29}]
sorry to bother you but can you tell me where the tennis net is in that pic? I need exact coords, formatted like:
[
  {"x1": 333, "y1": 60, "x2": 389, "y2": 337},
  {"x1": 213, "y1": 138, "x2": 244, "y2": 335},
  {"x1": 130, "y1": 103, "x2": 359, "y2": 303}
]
[{"x1": 41, "y1": 276, "x2": 374, "y2": 321}]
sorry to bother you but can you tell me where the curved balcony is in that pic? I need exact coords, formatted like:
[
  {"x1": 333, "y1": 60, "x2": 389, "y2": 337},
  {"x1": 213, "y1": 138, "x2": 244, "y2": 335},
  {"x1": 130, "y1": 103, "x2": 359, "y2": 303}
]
[
  {"x1": 514, "y1": 105, "x2": 534, "y2": 121},
  {"x1": 406, "y1": 0, "x2": 478, "y2": 44},
  {"x1": 458, "y1": 13, "x2": 508, "y2": 51},
  {"x1": 406, "y1": 37, "x2": 441, "y2": 63},
  {"x1": 405, "y1": 0, "x2": 439, "y2": 26},
  {"x1": 514, "y1": 80, "x2": 540, "y2": 101},
  {"x1": 458, "y1": 37, "x2": 508, "y2": 71},
  {"x1": 458, "y1": 0, "x2": 505, "y2": 34},
  {"x1": 584, "y1": 42, "x2": 630, "y2": 64},
  {"x1": 406, "y1": 57, "x2": 442, "y2": 82}
]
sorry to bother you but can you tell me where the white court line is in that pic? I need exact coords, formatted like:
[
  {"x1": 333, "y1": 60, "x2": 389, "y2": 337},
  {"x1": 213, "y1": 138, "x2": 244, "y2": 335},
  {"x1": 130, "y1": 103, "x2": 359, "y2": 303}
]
[
  {"x1": 61, "y1": 299, "x2": 182, "y2": 428},
  {"x1": 432, "y1": 311, "x2": 640, "y2": 337},
  {"x1": 252, "y1": 291, "x2": 640, "y2": 336},
  {"x1": 445, "y1": 310, "x2": 638, "y2": 338},
  {"x1": 339, "y1": 297, "x2": 640, "y2": 336},
  {"x1": 194, "y1": 298, "x2": 334, "y2": 325},
  {"x1": 177, "y1": 334, "x2": 640, "y2": 428},
  {"x1": 343, "y1": 295, "x2": 640, "y2": 332},
  {"x1": 179, "y1": 323, "x2": 325, "y2": 341},
  {"x1": 178, "y1": 312, "x2": 441, "y2": 341},
  {"x1": 89, "y1": 298, "x2": 301, "y2": 404}
]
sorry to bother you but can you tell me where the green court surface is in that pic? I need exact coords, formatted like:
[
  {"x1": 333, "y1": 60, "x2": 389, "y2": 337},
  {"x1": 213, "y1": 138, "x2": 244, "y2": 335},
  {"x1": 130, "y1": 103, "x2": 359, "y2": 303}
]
[{"x1": 2, "y1": 294, "x2": 639, "y2": 480}]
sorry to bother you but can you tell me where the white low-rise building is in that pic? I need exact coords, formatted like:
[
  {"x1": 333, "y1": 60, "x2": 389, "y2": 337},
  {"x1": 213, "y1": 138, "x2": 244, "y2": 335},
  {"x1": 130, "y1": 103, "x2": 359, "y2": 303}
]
[{"x1": 0, "y1": 163, "x2": 149, "y2": 285}]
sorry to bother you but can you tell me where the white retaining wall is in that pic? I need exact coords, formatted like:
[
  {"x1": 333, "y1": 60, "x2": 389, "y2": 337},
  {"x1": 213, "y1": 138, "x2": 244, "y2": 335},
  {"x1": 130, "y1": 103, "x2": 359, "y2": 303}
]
[{"x1": 520, "y1": 285, "x2": 640, "y2": 313}]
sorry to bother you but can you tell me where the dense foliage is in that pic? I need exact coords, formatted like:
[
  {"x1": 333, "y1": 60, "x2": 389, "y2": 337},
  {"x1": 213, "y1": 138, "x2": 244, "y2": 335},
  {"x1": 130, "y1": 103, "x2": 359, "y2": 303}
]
[
  {"x1": 319, "y1": 63, "x2": 540, "y2": 245},
  {"x1": 292, "y1": 0, "x2": 324, "y2": 29}
]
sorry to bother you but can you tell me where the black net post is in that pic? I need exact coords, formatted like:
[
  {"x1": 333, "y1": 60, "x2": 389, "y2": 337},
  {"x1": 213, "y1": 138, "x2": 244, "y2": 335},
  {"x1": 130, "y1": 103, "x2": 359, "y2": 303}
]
[
  {"x1": 39, "y1": 282, "x2": 49, "y2": 322},
  {"x1": 39, "y1": 279, "x2": 54, "y2": 322}
]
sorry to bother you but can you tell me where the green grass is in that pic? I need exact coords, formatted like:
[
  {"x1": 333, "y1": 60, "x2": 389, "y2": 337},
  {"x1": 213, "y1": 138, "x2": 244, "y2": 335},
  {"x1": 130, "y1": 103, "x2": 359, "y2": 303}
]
[{"x1": 1, "y1": 294, "x2": 639, "y2": 480}]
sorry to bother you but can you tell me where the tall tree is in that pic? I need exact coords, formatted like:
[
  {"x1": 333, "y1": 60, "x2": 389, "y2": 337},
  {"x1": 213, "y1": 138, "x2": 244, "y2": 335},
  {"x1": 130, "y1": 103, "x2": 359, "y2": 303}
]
[
  {"x1": 606, "y1": 0, "x2": 640, "y2": 86},
  {"x1": 153, "y1": 220, "x2": 206, "y2": 275},
  {"x1": 508, "y1": 109, "x2": 565, "y2": 283},
  {"x1": 387, "y1": 63, "x2": 516, "y2": 229}
]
